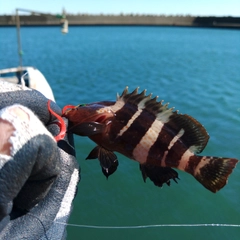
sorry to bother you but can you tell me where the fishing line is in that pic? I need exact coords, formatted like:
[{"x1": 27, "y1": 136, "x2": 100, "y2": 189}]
[{"x1": 55, "y1": 221, "x2": 240, "y2": 229}]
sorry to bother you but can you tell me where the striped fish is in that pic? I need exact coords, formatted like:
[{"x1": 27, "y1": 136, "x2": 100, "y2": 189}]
[{"x1": 63, "y1": 87, "x2": 238, "y2": 193}]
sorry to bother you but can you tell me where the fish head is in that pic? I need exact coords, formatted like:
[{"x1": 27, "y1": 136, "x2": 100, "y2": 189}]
[
  {"x1": 62, "y1": 102, "x2": 115, "y2": 136},
  {"x1": 63, "y1": 102, "x2": 115, "y2": 124}
]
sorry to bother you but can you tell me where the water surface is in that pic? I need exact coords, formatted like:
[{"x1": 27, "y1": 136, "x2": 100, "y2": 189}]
[{"x1": 1, "y1": 26, "x2": 240, "y2": 240}]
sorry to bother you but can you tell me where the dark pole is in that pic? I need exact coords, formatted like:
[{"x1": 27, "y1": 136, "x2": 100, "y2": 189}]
[
  {"x1": 15, "y1": 8, "x2": 67, "y2": 69},
  {"x1": 16, "y1": 8, "x2": 23, "y2": 68}
]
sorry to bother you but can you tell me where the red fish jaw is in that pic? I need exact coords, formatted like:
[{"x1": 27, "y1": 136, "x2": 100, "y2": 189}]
[
  {"x1": 63, "y1": 104, "x2": 115, "y2": 124},
  {"x1": 63, "y1": 104, "x2": 115, "y2": 137}
]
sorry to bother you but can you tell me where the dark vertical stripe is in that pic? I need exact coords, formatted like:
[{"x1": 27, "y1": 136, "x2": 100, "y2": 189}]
[
  {"x1": 146, "y1": 114, "x2": 187, "y2": 166},
  {"x1": 164, "y1": 128, "x2": 198, "y2": 168},
  {"x1": 147, "y1": 114, "x2": 201, "y2": 168},
  {"x1": 117, "y1": 109, "x2": 156, "y2": 152},
  {"x1": 185, "y1": 155, "x2": 202, "y2": 174},
  {"x1": 109, "y1": 103, "x2": 138, "y2": 140},
  {"x1": 164, "y1": 140, "x2": 187, "y2": 167},
  {"x1": 146, "y1": 125, "x2": 174, "y2": 165}
]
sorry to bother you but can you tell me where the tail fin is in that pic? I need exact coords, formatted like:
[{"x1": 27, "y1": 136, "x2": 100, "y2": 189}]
[{"x1": 189, "y1": 156, "x2": 238, "y2": 193}]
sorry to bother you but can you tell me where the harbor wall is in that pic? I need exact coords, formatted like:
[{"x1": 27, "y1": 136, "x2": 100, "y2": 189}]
[{"x1": 0, "y1": 14, "x2": 239, "y2": 28}]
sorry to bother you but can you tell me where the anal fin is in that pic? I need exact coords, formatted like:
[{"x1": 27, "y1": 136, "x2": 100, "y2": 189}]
[{"x1": 139, "y1": 164, "x2": 179, "y2": 187}]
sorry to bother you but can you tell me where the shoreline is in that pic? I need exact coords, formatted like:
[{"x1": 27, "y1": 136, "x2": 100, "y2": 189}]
[{"x1": 0, "y1": 14, "x2": 239, "y2": 28}]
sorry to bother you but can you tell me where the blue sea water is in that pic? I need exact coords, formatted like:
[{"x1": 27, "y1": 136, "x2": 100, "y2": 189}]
[{"x1": 1, "y1": 26, "x2": 240, "y2": 240}]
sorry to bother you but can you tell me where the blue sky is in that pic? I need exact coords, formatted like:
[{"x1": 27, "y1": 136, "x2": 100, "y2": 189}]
[{"x1": 1, "y1": 0, "x2": 239, "y2": 16}]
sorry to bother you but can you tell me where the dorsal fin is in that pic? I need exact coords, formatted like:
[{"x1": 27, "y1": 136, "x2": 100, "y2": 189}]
[
  {"x1": 168, "y1": 113, "x2": 209, "y2": 153},
  {"x1": 118, "y1": 86, "x2": 151, "y2": 109},
  {"x1": 118, "y1": 87, "x2": 209, "y2": 154},
  {"x1": 118, "y1": 86, "x2": 150, "y2": 108}
]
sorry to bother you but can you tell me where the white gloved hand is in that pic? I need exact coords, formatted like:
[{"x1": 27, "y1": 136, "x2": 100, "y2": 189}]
[{"x1": 0, "y1": 81, "x2": 80, "y2": 240}]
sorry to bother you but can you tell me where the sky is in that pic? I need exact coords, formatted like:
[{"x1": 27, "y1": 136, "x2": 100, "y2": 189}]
[{"x1": 0, "y1": 0, "x2": 239, "y2": 17}]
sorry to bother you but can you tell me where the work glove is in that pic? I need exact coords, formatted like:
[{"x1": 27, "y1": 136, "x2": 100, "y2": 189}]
[{"x1": 0, "y1": 81, "x2": 80, "y2": 240}]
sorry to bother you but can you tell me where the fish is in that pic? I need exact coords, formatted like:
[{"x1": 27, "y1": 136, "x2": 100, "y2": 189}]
[{"x1": 62, "y1": 87, "x2": 238, "y2": 193}]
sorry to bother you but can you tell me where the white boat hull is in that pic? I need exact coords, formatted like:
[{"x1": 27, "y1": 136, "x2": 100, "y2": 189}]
[{"x1": 0, "y1": 66, "x2": 55, "y2": 102}]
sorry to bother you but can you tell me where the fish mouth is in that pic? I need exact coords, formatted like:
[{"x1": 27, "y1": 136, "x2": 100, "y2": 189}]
[
  {"x1": 94, "y1": 107, "x2": 115, "y2": 123},
  {"x1": 94, "y1": 113, "x2": 114, "y2": 123},
  {"x1": 95, "y1": 115, "x2": 108, "y2": 123}
]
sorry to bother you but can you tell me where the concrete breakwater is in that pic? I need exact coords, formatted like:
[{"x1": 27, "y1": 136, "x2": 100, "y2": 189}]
[{"x1": 0, "y1": 14, "x2": 240, "y2": 28}]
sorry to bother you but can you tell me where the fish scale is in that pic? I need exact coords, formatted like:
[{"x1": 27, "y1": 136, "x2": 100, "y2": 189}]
[{"x1": 62, "y1": 87, "x2": 239, "y2": 193}]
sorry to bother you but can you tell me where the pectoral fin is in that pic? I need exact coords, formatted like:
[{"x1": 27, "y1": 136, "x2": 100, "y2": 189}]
[
  {"x1": 140, "y1": 164, "x2": 179, "y2": 187},
  {"x1": 69, "y1": 122, "x2": 104, "y2": 136},
  {"x1": 86, "y1": 146, "x2": 119, "y2": 178}
]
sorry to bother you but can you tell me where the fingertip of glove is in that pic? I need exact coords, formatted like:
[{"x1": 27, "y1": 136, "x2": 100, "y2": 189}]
[{"x1": 0, "y1": 104, "x2": 57, "y2": 157}]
